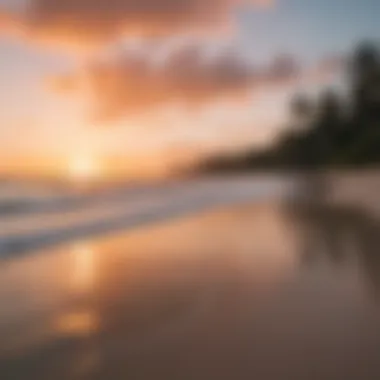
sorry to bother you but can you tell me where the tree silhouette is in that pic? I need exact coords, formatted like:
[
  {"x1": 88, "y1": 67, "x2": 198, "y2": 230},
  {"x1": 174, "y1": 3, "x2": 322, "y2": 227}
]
[
  {"x1": 291, "y1": 93, "x2": 314, "y2": 123},
  {"x1": 197, "y1": 41, "x2": 380, "y2": 173},
  {"x1": 352, "y1": 42, "x2": 380, "y2": 121}
]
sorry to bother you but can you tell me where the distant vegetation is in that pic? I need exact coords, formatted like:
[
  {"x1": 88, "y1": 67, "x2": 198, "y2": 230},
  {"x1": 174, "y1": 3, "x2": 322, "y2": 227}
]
[{"x1": 198, "y1": 42, "x2": 380, "y2": 172}]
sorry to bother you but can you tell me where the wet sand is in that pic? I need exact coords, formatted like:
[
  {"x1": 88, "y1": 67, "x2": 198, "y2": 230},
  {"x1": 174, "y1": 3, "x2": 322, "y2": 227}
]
[{"x1": 1, "y1": 193, "x2": 380, "y2": 380}]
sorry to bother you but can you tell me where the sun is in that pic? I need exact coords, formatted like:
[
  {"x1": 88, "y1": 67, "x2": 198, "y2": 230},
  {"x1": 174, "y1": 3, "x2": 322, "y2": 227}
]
[{"x1": 68, "y1": 155, "x2": 100, "y2": 182}]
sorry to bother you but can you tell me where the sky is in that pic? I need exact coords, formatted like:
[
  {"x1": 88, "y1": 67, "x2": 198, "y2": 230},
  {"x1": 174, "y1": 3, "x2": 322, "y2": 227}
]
[{"x1": 0, "y1": 0, "x2": 379, "y2": 177}]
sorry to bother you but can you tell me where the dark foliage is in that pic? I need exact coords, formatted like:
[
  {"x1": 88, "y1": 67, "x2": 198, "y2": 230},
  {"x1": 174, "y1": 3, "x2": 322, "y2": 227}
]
[{"x1": 199, "y1": 42, "x2": 380, "y2": 172}]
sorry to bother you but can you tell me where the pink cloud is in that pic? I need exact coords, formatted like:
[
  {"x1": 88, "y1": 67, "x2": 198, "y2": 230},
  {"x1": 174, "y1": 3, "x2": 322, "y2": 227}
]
[
  {"x1": 0, "y1": 0, "x2": 274, "y2": 47},
  {"x1": 51, "y1": 43, "x2": 299, "y2": 122}
]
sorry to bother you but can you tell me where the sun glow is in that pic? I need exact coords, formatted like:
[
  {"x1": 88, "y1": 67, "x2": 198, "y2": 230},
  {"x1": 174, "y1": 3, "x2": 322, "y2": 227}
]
[{"x1": 68, "y1": 155, "x2": 100, "y2": 181}]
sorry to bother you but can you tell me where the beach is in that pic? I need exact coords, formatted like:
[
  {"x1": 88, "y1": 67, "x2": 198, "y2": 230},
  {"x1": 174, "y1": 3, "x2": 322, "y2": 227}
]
[{"x1": 0, "y1": 174, "x2": 380, "y2": 379}]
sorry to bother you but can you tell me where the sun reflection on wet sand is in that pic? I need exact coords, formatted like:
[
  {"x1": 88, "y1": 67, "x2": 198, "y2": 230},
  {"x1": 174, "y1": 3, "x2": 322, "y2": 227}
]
[
  {"x1": 54, "y1": 311, "x2": 99, "y2": 337},
  {"x1": 53, "y1": 243, "x2": 99, "y2": 338},
  {"x1": 70, "y1": 243, "x2": 97, "y2": 294},
  {"x1": 0, "y1": 242, "x2": 101, "y2": 356}
]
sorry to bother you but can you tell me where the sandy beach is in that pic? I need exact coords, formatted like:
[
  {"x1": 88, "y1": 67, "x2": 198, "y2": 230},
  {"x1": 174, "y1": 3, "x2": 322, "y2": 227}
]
[{"x1": 0, "y1": 174, "x2": 380, "y2": 379}]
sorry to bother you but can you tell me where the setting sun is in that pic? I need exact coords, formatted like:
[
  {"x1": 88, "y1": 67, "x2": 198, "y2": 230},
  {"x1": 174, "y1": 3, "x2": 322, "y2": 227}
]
[{"x1": 68, "y1": 155, "x2": 100, "y2": 181}]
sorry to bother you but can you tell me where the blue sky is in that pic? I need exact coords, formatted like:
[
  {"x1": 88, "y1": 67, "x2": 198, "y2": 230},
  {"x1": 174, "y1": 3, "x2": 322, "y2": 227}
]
[{"x1": 239, "y1": 0, "x2": 380, "y2": 63}]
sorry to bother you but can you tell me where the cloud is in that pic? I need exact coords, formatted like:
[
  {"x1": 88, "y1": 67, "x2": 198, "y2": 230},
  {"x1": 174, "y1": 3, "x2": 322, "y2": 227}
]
[
  {"x1": 51, "y1": 43, "x2": 299, "y2": 122},
  {"x1": 0, "y1": 0, "x2": 274, "y2": 47},
  {"x1": 309, "y1": 55, "x2": 346, "y2": 81}
]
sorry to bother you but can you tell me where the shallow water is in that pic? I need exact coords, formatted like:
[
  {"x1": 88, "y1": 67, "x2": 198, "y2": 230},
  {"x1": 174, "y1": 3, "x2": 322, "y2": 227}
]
[
  {"x1": 0, "y1": 176, "x2": 291, "y2": 257},
  {"x1": 1, "y1": 195, "x2": 380, "y2": 380}
]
